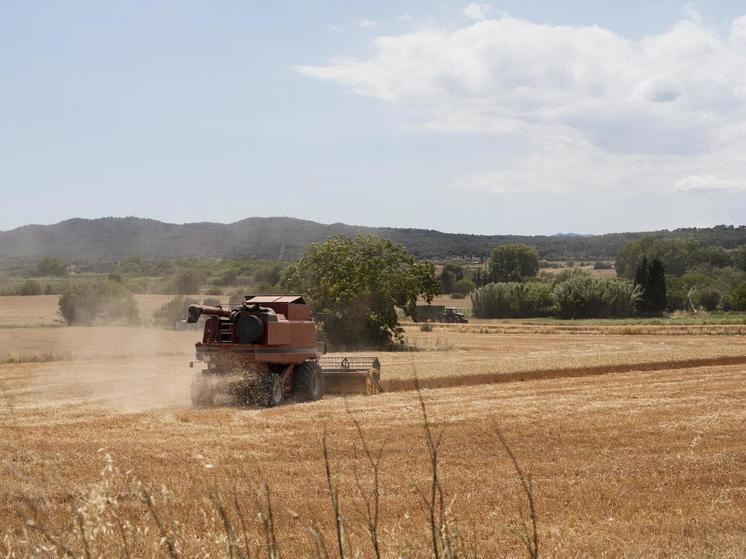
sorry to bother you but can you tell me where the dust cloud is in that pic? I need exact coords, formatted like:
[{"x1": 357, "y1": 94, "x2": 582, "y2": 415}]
[{"x1": 8, "y1": 327, "x2": 201, "y2": 415}]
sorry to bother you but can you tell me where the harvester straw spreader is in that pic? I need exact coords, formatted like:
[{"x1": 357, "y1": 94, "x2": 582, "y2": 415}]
[{"x1": 187, "y1": 295, "x2": 382, "y2": 407}]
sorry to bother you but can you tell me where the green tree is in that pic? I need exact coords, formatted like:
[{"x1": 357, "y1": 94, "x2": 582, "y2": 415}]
[
  {"x1": 646, "y1": 259, "x2": 667, "y2": 314},
  {"x1": 730, "y1": 283, "x2": 746, "y2": 311},
  {"x1": 633, "y1": 256, "x2": 666, "y2": 315},
  {"x1": 489, "y1": 244, "x2": 539, "y2": 283},
  {"x1": 734, "y1": 246, "x2": 746, "y2": 272},
  {"x1": 439, "y1": 263, "x2": 464, "y2": 293},
  {"x1": 254, "y1": 263, "x2": 284, "y2": 286},
  {"x1": 36, "y1": 257, "x2": 67, "y2": 276},
  {"x1": 288, "y1": 235, "x2": 438, "y2": 347},
  {"x1": 616, "y1": 237, "x2": 695, "y2": 278}
]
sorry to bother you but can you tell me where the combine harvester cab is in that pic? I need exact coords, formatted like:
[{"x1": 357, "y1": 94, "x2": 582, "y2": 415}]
[{"x1": 188, "y1": 295, "x2": 382, "y2": 408}]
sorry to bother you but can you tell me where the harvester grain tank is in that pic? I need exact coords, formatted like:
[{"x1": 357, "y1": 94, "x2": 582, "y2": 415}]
[{"x1": 187, "y1": 295, "x2": 381, "y2": 407}]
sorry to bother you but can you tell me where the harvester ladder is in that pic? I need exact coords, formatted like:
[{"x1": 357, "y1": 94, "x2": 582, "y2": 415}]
[{"x1": 218, "y1": 320, "x2": 233, "y2": 343}]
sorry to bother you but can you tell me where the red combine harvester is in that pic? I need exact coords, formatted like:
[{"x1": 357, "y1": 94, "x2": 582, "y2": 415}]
[{"x1": 187, "y1": 295, "x2": 381, "y2": 407}]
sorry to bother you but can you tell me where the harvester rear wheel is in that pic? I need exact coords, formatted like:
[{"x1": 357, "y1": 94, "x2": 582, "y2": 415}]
[
  {"x1": 258, "y1": 373, "x2": 284, "y2": 408},
  {"x1": 293, "y1": 360, "x2": 324, "y2": 401}
]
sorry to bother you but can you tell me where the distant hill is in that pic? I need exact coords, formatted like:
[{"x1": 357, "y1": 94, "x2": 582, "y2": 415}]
[{"x1": 0, "y1": 217, "x2": 744, "y2": 264}]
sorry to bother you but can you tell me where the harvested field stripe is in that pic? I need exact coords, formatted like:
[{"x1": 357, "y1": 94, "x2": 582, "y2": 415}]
[
  {"x1": 402, "y1": 323, "x2": 746, "y2": 336},
  {"x1": 381, "y1": 354, "x2": 746, "y2": 392}
]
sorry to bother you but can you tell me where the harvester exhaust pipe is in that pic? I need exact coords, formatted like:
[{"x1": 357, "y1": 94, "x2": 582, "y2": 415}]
[{"x1": 187, "y1": 304, "x2": 231, "y2": 323}]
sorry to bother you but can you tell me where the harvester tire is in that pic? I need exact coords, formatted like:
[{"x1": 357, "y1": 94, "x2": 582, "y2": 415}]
[
  {"x1": 191, "y1": 374, "x2": 214, "y2": 407},
  {"x1": 258, "y1": 373, "x2": 284, "y2": 408},
  {"x1": 293, "y1": 360, "x2": 324, "y2": 401}
]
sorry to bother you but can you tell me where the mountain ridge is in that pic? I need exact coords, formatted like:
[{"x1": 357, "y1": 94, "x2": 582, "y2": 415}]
[{"x1": 0, "y1": 216, "x2": 744, "y2": 263}]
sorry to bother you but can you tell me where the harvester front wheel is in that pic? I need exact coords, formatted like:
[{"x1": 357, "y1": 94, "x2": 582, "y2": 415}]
[
  {"x1": 293, "y1": 360, "x2": 324, "y2": 401},
  {"x1": 258, "y1": 373, "x2": 284, "y2": 408}
]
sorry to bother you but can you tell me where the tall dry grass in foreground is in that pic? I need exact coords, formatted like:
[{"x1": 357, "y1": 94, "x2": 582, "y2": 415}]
[{"x1": 3, "y1": 384, "x2": 538, "y2": 559}]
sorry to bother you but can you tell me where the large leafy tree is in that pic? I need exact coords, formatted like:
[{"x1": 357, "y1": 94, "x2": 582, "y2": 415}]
[{"x1": 287, "y1": 235, "x2": 439, "y2": 347}]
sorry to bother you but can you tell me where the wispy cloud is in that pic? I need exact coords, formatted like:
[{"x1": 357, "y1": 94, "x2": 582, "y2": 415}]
[
  {"x1": 675, "y1": 175, "x2": 746, "y2": 193},
  {"x1": 359, "y1": 19, "x2": 378, "y2": 29},
  {"x1": 463, "y1": 3, "x2": 491, "y2": 21}
]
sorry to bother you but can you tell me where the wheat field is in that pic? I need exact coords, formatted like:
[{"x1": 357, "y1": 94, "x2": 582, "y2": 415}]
[{"x1": 1, "y1": 313, "x2": 745, "y2": 557}]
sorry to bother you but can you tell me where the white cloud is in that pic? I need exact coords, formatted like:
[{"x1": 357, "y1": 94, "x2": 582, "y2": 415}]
[
  {"x1": 398, "y1": 13, "x2": 412, "y2": 23},
  {"x1": 684, "y1": 2, "x2": 703, "y2": 24},
  {"x1": 359, "y1": 19, "x2": 378, "y2": 29},
  {"x1": 463, "y1": 3, "x2": 491, "y2": 21},
  {"x1": 296, "y1": 14, "x2": 746, "y2": 197},
  {"x1": 675, "y1": 175, "x2": 746, "y2": 193}
]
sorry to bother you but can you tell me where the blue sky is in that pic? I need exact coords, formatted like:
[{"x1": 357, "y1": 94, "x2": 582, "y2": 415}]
[{"x1": 1, "y1": 1, "x2": 745, "y2": 234}]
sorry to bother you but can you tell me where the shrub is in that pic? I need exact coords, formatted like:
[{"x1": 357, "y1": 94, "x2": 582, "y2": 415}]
[
  {"x1": 471, "y1": 282, "x2": 555, "y2": 318},
  {"x1": 206, "y1": 286, "x2": 224, "y2": 296},
  {"x1": 172, "y1": 269, "x2": 203, "y2": 295},
  {"x1": 593, "y1": 261, "x2": 613, "y2": 270},
  {"x1": 419, "y1": 321, "x2": 434, "y2": 332},
  {"x1": 153, "y1": 296, "x2": 200, "y2": 328},
  {"x1": 19, "y1": 279, "x2": 43, "y2": 296},
  {"x1": 554, "y1": 277, "x2": 640, "y2": 319},
  {"x1": 58, "y1": 281, "x2": 139, "y2": 325}
]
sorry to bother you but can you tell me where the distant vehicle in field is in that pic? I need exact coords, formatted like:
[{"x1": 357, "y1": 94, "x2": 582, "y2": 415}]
[
  {"x1": 187, "y1": 295, "x2": 381, "y2": 407},
  {"x1": 442, "y1": 307, "x2": 468, "y2": 323},
  {"x1": 414, "y1": 304, "x2": 469, "y2": 323}
]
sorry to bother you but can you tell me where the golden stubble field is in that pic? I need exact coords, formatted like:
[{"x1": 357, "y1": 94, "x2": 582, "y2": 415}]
[{"x1": 0, "y1": 314, "x2": 745, "y2": 557}]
